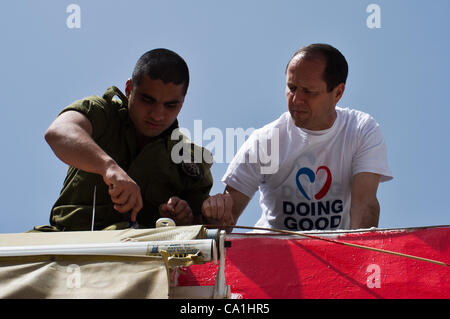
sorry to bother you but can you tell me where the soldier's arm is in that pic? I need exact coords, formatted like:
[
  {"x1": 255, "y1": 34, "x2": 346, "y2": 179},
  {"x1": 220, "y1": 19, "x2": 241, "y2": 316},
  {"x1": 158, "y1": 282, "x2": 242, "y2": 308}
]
[
  {"x1": 44, "y1": 111, "x2": 143, "y2": 221},
  {"x1": 349, "y1": 172, "x2": 381, "y2": 229},
  {"x1": 45, "y1": 110, "x2": 112, "y2": 176}
]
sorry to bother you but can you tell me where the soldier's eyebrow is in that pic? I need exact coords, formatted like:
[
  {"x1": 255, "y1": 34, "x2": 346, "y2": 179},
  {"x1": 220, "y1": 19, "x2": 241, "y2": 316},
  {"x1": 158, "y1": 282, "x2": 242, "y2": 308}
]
[
  {"x1": 164, "y1": 99, "x2": 181, "y2": 106},
  {"x1": 140, "y1": 92, "x2": 156, "y2": 102},
  {"x1": 140, "y1": 93, "x2": 180, "y2": 105}
]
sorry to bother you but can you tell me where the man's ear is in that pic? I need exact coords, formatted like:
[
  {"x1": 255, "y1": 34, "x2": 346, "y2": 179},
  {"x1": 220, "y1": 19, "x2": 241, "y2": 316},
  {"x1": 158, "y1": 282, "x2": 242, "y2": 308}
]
[
  {"x1": 333, "y1": 83, "x2": 345, "y2": 104},
  {"x1": 125, "y1": 78, "x2": 133, "y2": 98}
]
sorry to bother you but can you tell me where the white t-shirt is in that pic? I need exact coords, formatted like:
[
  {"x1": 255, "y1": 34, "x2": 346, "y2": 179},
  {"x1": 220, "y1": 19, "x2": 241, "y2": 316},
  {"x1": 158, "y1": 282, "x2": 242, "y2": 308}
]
[{"x1": 222, "y1": 107, "x2": 393, "y2": 231}]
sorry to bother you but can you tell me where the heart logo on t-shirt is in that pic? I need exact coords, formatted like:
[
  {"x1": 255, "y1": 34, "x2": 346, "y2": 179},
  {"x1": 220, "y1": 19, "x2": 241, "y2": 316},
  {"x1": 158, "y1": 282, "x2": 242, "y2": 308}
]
[{"x1": 295, "y1": 166, "x2": 332, "y2": 201}]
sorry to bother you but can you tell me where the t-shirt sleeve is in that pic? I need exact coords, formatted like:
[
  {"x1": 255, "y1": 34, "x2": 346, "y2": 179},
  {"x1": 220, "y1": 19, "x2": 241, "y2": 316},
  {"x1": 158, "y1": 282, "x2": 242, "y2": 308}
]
[
  {"x1": 352, "y1": 117, "x2": 393, "y2": 183},
  {"x1": 59, "y1": 96, "x2": 109, "y2": 141},
  {"x1": 221, "y1": 132, "x2": 264, "y2": 198}
]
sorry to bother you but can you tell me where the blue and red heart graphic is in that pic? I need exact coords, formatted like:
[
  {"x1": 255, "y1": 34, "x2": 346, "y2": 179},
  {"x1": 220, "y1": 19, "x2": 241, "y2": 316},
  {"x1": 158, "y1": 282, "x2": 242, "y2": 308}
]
[{"x1": 295, "y1": 166, "x2": 332, "y2": 200}]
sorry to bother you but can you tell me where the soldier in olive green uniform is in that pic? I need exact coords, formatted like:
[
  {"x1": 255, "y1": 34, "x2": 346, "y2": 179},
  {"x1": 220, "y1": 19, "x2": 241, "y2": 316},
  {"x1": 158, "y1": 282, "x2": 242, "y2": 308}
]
[{"x1": 42, "y1": 49, "x2": 213, "y2": 231}]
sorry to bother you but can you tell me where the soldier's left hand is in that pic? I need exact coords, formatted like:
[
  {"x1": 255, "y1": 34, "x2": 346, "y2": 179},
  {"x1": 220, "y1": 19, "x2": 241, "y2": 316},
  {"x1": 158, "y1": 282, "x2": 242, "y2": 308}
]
[{"x1": 159, "y1": 196, "x2": 193, "y2": 226}]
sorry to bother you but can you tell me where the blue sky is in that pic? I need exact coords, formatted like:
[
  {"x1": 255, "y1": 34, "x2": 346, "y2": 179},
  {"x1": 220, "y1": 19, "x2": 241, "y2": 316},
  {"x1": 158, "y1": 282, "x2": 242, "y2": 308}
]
[{"x1": 0, "y1": 0, "x2": 449, "y2": 233}]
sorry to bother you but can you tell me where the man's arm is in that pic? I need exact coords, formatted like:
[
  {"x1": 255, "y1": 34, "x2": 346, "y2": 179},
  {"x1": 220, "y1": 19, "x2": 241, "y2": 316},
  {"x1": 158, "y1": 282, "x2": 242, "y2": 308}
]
[
  {"x1": 44, "y1": 110, "x2": 143, "y2": 221},
  {"x1": 202, "y1": 185, "x2": 250, "y2": 228},
  {"x1": 349, "y1": 172, "x2": 381, "y2": 229}
]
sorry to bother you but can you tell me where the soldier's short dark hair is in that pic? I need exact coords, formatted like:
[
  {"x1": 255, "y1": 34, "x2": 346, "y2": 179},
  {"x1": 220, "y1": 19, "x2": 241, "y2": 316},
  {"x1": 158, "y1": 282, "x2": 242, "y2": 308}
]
[
  {"x1": 287, "y1": 43, "x2": 348, "y2": 92},
  {"x1": 132, "y1": 48, "x2": 190, "y2": 95}
]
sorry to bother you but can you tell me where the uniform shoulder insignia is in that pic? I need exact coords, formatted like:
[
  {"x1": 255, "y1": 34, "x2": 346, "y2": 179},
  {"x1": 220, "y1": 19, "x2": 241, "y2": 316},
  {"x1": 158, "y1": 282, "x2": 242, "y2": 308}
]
[{"x1": 181, "y1": 161, "x2": 203, "y2": 178}]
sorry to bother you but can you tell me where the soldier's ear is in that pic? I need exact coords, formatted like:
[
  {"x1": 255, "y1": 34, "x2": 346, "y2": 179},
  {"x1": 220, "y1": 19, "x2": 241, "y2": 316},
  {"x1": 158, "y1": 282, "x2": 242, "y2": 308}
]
[{"x1": 125, "y1": 79, "x2": 133, "y2": 97}]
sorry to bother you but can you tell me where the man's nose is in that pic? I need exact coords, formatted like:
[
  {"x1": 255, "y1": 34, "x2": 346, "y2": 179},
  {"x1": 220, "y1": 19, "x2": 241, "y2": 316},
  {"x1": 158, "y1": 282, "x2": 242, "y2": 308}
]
[
  {"x1": 149, "y1": 103, "x2": 165, "y2": 121},
  {"x1": 291, "y1": 91, "x2": 305, "y2": 105}
]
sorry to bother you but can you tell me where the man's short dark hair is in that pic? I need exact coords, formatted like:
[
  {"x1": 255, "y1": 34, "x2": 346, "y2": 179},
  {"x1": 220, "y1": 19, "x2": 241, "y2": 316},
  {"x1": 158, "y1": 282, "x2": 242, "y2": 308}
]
[
  {"x1": 132, "y1": 48, "x2": 190, "y2": 95},
  {"x1": 287, "y1": 43, "x2": 348, "y2": 92}
]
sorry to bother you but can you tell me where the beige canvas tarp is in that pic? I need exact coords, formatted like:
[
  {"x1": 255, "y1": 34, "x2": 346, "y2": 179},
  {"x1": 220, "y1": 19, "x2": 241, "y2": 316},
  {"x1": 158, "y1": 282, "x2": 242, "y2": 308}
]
[{"x1": 0, "y1": 225, "x2": 206, "y2": 299}]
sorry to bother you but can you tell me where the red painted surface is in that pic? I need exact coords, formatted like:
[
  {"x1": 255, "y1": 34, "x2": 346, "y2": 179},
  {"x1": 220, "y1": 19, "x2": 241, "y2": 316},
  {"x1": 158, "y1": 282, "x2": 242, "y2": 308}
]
[{"x1": 176, "y1": 227, "x2": 450, "y2": 299}]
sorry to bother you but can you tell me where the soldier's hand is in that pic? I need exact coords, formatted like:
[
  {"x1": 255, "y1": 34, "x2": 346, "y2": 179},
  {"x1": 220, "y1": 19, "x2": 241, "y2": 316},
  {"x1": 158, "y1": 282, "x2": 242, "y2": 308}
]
[
  {"x1": 201, "y1": 193, "x2": 234, "y2": 226},
  {"x1": 103, "y1": 164, "x2": 143, "y2": 222},
  {"x1": 159, "y1": 196, "x2": 194, "y2": 226}
]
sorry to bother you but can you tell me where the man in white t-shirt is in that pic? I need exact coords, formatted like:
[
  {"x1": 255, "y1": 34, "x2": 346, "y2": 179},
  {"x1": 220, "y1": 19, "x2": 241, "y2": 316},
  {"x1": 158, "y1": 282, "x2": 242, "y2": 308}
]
[{"x1": 201, "y1": 43, "x2": 393, "y2": 231}]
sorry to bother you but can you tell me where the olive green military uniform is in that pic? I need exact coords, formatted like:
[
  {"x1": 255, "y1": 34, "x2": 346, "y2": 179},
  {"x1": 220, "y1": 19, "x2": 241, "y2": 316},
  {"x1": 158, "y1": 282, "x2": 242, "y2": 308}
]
[{"x1": 48, "y1": 86, "x2": 213, "y2": 231}]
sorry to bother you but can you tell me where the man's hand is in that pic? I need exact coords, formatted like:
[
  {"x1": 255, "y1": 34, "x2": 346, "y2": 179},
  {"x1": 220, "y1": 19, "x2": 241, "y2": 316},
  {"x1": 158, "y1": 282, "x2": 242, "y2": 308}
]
[
  {"x1": 103, "y1": 164, "x2": 143, "y2": 223},
  {"x1": 201, "y1": 193, "x2": 234, "y2": 226},
  {"x1": 159, "y1": 196, "x2": 193, "y2": 226}
]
